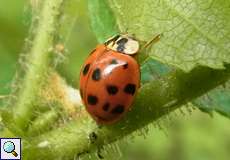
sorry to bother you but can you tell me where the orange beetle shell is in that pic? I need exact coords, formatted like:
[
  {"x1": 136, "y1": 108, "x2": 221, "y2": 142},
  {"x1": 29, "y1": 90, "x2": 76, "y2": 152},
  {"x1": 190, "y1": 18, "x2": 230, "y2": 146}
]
[{"x1": 79, "y1": 44, "x2": 140, "y2": 124}]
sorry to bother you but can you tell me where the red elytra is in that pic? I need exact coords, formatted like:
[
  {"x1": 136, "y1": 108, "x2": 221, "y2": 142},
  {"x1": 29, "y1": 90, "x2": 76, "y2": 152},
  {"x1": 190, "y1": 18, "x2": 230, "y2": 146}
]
[{"x1": 79, "y1": 35, "x2": 140, "y2": 124}]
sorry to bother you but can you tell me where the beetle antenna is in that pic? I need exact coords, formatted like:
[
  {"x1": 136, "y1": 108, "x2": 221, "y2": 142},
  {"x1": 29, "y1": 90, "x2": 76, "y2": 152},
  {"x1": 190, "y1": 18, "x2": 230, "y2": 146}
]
[{"x1": 141, "y1": 33, "x2": 162, "y2": 51}]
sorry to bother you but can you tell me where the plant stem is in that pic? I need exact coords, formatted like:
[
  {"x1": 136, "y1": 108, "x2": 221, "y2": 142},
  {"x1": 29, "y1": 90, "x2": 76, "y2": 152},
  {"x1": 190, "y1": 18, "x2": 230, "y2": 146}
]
[
  {"x1": 23, "y1": 64, "x2": 230, "y2": 159},
  {"x1": 27, "y1": 110, "x2": 60, "y2": 136},
  {"x1": 12, "y1": 0, "x2": 64, "y2": 132}
]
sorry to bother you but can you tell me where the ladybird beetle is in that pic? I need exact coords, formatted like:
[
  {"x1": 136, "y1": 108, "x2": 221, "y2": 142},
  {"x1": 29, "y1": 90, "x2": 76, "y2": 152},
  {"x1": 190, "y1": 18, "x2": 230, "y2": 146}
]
[{"x1": 79, "y1": 34, "x2": 140, "y2": 124}]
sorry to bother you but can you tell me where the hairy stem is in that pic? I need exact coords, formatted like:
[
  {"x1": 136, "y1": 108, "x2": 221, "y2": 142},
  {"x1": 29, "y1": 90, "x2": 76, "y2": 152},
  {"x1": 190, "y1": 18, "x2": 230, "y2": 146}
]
[
  {"x1": 23, "y1": 64, "x2": 230, "y2": 159},
  {"x1": 12, "y1": 0, "x2": 64, "y2": 132}
]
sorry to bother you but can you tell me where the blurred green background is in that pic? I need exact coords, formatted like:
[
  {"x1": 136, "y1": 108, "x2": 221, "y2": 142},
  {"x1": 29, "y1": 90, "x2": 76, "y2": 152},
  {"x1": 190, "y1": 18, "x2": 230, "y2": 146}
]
[{"x1": 0, "y1": 1, "x2": 229, "y2": 160}]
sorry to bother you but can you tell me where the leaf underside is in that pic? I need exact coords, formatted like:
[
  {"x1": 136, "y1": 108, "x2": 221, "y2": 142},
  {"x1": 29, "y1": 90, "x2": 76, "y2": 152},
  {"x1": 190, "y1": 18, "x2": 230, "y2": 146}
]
[
  {"x1": 141, "y1": 58, "x2": 230, "y2": 118},
  {"x1": 194, "y1": 81, "x2": 230, "y2": 117}
]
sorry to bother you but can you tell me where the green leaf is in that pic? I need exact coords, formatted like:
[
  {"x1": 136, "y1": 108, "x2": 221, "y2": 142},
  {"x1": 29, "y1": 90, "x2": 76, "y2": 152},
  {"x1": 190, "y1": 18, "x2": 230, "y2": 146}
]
[
  {"x1": 88, "y1": 0, "x2": 119, "y2": 43},
  {"x1": 141, "y1": 58, "x2": 230, "y2": 118},
  {"x1": 194, "y1": 81, "x2": 230, "y2": 117},
  {"x1": 102, "y1": 0, "x2": 230, "y2": 72},
  {"x1": 141, "y1": 58, "x2": 171, "y2": 84}
]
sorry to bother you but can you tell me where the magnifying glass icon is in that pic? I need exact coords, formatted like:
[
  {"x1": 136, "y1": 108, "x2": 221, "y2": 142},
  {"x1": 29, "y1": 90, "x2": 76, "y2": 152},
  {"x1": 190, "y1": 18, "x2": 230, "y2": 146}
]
[{"x1": 3, "y1": 141, "x2": 18, "y2": 157}]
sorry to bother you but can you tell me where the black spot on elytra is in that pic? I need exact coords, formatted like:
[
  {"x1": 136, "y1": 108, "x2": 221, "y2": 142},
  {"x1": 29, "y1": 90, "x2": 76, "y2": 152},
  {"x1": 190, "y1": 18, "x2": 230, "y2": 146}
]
[
  {"x1": 123, "y1": 62, "x2": 128, "y2": 69},
  {"x1": 83, "y1": 64, "x2": 90, "y2": 75},
  {"x1": 110, "y1": 59, "x2": 118, "y2": 65},
  {"x1": 124, "y1": 83, "x2": 136, "y2": 95},
  {"x1": 87, "y1": 95, "x2": 98, "y2": 105},
  {"x1": 111, "y1": 105, "x2": 125, "y2": 114},
  {"x1": 102, "y1": 102, "x2": 110, "y2": 111},
  {"x1": 106, "y1": 85, "x2": 118, "y2": 95},
  {"x1": 92, "y1": 68, "x2": 101, "y2": 81}
]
